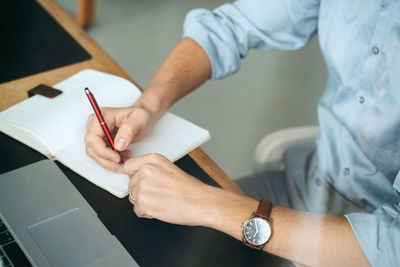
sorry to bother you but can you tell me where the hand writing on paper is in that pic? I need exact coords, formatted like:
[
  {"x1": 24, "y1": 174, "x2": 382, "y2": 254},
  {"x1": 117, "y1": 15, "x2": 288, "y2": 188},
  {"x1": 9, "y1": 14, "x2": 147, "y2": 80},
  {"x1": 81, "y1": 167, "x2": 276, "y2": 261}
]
[{"x1": 84, "y1": 104, "x2": 159, "y2": 172}]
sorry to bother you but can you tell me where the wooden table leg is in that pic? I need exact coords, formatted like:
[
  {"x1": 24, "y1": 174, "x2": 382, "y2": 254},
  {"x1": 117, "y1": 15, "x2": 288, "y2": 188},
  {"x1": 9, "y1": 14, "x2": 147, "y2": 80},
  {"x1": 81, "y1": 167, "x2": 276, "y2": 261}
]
[{"x1": 76, "y1": 0, "x2": 95, "y2": 27}]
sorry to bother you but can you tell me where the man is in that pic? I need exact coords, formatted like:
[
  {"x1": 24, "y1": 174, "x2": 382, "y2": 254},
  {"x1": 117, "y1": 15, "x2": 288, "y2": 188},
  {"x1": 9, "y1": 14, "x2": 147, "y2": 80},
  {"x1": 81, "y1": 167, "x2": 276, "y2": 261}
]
[{"x1": 84, "y1": 0, "x2": 400, "y2": 266}]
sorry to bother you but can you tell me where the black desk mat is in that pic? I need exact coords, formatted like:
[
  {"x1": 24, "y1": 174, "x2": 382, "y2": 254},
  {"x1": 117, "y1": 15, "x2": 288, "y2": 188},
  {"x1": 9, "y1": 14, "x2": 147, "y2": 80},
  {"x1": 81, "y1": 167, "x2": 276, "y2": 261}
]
[
  {"x1": 0, "y1": 132, "x2": 292, "y2": 266},
  {"x1": 0, "y1": 0, "x2": 91, "y2": 84}
]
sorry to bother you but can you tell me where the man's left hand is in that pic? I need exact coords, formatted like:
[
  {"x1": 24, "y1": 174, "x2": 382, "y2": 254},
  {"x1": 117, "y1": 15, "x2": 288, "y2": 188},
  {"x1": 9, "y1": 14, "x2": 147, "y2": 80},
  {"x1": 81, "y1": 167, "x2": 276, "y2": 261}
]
[{"x1": 124, "y1": 153, "x2": 212, "y2": 226}]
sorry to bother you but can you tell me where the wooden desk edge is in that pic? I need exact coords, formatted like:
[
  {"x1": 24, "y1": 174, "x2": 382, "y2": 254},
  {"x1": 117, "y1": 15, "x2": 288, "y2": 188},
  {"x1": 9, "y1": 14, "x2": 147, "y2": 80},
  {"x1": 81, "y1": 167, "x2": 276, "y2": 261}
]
[{"x1": 189, "y1": 148, "x2": 244, "y2": 195}]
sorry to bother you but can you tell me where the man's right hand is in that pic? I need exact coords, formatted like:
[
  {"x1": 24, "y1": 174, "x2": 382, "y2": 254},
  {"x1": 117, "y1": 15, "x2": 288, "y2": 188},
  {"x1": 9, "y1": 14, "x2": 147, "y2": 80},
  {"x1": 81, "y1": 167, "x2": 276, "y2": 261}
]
[
  {"x1": 84, "y1": 104, "x2": 159, "y2": 172},
  {"x1": 85, "y1": 37, "x2": 212, "y2": 172}
]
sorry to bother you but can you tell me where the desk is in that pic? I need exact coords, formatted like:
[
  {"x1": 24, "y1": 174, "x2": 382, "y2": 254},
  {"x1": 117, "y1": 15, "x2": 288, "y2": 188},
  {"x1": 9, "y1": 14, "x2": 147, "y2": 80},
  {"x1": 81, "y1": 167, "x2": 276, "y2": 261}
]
[{"x1": 0, "y1": 0, "x2": 290, "y2": 266}]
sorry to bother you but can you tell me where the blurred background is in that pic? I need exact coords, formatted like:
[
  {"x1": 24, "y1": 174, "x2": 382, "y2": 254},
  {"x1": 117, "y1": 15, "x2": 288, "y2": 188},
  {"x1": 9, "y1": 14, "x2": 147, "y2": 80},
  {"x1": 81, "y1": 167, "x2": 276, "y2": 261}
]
[{"x1": 58, "y1": 0, "x2": 327, "y2": 180}]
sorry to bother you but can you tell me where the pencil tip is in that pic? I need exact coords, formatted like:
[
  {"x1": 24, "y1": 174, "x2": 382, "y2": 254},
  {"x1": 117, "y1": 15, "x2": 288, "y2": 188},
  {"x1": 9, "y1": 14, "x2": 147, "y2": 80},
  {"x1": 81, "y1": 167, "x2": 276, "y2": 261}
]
[{"x1": 84, "y1": 87, "x2": 90, "y2": 94}]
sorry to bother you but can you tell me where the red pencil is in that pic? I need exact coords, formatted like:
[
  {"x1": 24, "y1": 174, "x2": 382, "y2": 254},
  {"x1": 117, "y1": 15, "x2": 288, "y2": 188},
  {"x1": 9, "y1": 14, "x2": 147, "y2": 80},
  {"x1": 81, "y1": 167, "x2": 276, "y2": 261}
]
[{"x1": 85, "y1": 87, "x2": 124, "y2": 167}]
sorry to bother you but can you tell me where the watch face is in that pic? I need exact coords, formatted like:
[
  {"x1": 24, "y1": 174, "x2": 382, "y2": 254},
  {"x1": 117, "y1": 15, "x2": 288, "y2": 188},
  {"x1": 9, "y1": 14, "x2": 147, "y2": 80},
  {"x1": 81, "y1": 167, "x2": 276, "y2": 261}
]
[{"x1": 243, "y1": 217, "x2": 271, "y2": 246}]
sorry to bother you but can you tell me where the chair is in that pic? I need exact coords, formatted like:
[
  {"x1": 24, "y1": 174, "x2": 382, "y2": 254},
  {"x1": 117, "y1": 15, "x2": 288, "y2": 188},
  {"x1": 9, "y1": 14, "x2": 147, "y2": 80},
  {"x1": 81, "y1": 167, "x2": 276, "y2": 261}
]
[{"x1": 253, "y1": 126, "x2": 319, "y2": 172}]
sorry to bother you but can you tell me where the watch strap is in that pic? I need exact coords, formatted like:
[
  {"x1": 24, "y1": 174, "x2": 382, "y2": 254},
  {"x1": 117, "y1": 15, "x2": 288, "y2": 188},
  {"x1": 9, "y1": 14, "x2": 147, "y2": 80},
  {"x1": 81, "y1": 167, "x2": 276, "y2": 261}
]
[
  {"x1": 245, "y1": 241, "x2": 260, "y2": 250},
  {"x1": 254, "y1": 199, "x2": 272, "y2": 220},
  {"x1": 243, "y1": 199, "x2": 273, "y2": 250}
]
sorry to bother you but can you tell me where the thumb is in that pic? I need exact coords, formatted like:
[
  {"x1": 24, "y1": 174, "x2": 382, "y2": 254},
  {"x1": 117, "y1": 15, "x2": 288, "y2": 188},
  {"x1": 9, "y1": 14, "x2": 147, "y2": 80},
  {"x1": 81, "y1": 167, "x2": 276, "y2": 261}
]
[{"x1": 114, "y1": 118, "x2": 140, "y2": 151}]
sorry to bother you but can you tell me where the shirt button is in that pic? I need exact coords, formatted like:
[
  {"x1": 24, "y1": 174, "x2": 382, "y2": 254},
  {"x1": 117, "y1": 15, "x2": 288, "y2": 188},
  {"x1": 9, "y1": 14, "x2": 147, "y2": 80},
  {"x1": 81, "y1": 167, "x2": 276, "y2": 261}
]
[
  {"x1": 372, "y1": 46, "x2": 379, "y2": 55},
  {"x1": 359, "y1": 96, "x2": 365, "y2": 104},
  {"x1": 344, "y1": 168, "x2": 350, "y2": 175}
]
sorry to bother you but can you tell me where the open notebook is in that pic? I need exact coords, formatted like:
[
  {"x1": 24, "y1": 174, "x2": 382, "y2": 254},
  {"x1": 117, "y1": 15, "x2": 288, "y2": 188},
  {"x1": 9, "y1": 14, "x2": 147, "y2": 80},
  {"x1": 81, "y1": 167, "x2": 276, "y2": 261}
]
[{"x1": 0, "y1": 69, "x2": 210, "y2": 197}]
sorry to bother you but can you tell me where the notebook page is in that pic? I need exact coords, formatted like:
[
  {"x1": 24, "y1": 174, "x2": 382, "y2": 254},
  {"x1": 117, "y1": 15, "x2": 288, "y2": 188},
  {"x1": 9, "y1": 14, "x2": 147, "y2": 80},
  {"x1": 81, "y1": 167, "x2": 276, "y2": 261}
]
[
  {"x1": 56, "y1": 138, "x2": 130, "y2": 197},
  {"x1": 0, "y1": 89, "x2": 72, "y2": 153},
  {"x1": 0, "y1": 120, "x2": 51, "y2": 157},
  {"x1": 126, "y1": 113, "x2": 211, "y2": 161},
  {"x1": 0, "y1": 69, "x2": 140, "y2": 153},
  {"x1": 56, "y1": 112, "x2": 210, "y2": 197}
]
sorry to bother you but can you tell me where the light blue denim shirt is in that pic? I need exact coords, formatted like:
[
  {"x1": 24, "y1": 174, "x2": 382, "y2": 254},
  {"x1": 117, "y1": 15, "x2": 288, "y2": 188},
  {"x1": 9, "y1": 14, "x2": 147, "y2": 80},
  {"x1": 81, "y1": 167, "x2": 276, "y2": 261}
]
[{"x1": 183, "y1": 0, "x2": 400, "y2": 265}]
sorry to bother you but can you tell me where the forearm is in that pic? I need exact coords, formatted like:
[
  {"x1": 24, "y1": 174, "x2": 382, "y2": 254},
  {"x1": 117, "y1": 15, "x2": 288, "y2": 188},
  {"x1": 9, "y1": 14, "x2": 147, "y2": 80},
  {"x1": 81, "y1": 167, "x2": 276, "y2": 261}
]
[
  {"x1": 200, "y1": 186, "x2": 369, "y2": 267},
  {"x1": 265, "y1": 206, "x2": 368, "y2": 266},
  {"x1": 136, "y1": 37, "x2": 211, "y2": 116}
]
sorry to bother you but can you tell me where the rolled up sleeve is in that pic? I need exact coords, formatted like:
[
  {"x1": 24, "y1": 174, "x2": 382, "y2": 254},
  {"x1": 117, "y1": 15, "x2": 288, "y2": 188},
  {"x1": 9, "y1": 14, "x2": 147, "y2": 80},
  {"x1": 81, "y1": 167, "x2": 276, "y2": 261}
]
[
  {"x1": 345, "y1": 203, "x2": 400, "y2": 266},
  {"x1": 183, "y1": 0, "x2": 320, "y2": 79}
]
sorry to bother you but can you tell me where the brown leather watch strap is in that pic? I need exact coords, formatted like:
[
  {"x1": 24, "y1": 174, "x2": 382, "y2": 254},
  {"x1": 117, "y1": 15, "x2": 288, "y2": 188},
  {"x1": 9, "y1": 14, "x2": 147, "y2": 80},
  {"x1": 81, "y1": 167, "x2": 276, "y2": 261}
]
[
  {"x1": 242, "y1": 199, "x2": 273, "y2": 250},
  {"x1": 254, "y1": 199, "x2": 272, "y2": 220},
  {"x1": 245, "y1": 242, "x2": 259, "y2": 250}
]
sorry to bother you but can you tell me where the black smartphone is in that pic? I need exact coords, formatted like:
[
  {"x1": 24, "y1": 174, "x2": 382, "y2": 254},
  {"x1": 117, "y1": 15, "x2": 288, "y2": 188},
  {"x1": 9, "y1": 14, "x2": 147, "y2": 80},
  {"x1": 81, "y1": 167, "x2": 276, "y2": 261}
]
[{"x1": 28, "y1": 84, "x2": 63, "y2": 98}]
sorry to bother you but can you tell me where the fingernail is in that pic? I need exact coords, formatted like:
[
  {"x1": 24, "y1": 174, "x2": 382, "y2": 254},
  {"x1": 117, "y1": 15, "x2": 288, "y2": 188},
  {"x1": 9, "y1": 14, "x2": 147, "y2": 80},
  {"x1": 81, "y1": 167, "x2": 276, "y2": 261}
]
[
  {"x1": 110, "y1": 157, "x2": 119, "y2": 162},
  {"x1": 115, "y1": 138, "x2": 126, "y2": 150}
]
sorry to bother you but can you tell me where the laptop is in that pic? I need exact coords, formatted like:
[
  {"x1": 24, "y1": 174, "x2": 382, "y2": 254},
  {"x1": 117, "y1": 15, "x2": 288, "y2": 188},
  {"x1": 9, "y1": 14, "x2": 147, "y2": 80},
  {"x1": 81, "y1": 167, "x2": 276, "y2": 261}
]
[{"x1": 0, "y1": 160, "x2": 138, "y2": 267}]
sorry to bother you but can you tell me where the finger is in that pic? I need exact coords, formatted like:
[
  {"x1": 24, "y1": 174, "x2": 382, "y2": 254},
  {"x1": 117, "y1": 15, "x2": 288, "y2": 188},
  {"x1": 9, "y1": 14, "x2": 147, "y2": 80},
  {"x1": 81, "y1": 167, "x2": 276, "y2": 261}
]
[
  {"x1": 86, "y1": 146, "x2": 124, "y2": 173},
  {"x1": 128, "y1": 186, "x2": 136, "y2": 204},
  {"x1": 129, "y1": 195, "x2": 135, "y2": 205},
  {"x1": 127, "y1": 172, "x2": 136, "y2": 199},
  {"x1": 123, "y1": 153, "x2": 167, "y2": 176},
  {"x1": 114, "y1": 108, "x2": 150, "y2": 151},
  {"x1": 128, "y1": 177, "x2": 142, "y2": 206},
  {"x1": 128, "y1": 173, "x2": 145, "y2": 207},
  {"x1": 86, "y1": 112, "x2": 115, "y2": 135},
  {"x1": 133, "y1": 204, "x2": 152, "y2": 219},
  {"x1": 114, "y1": 122, "x2": 140, "y2": 151},
  {"x1": 85, "y1": 116, "x2": 121, "y2": 163},
  {"x1": 127, "y1": 169, "x2": 143, "y2": 196},
  {"x1": 133, "y1": 205, "x2": 144, "y2": 217},
  {"x1": 86, "y1": 134, "x2": 121, "y2": 162}
]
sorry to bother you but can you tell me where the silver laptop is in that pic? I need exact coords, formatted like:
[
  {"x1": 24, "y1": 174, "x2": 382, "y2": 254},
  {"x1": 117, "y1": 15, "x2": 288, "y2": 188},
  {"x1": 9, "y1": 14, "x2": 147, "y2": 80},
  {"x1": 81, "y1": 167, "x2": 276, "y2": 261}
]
[{"x1": 0, "y1": 160, "x2": 138, "y2": 267}]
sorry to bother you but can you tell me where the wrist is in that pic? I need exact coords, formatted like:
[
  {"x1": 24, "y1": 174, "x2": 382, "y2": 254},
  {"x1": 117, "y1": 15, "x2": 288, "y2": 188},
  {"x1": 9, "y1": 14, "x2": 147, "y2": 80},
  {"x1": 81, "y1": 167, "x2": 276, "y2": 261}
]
[
  {"x1": 140, "y1": 82, "x2": 179, "y2": 115},
  {"x1": 134, "y1": 90, "x2": 167, "y2": 119},
  {"x1": 200, "y1": 185, "x2": 258, "y2": 240}
]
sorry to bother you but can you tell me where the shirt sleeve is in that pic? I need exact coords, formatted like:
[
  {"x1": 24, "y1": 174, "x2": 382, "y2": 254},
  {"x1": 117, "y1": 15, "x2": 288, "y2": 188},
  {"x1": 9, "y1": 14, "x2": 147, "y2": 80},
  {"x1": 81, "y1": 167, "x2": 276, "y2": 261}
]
[
  {"x1": 345, "y1": 202, "x2": 400, "y2": 266},
  {"x1": 183, "y1": 0, "x2": 320, "y2": 79}
]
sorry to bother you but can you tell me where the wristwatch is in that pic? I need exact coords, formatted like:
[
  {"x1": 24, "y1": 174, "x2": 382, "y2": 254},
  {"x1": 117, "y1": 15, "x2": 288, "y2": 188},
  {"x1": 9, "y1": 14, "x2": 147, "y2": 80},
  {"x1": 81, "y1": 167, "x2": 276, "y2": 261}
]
[{"x1": 242, "y1": 199, "x2": 272, "y2": 249}]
